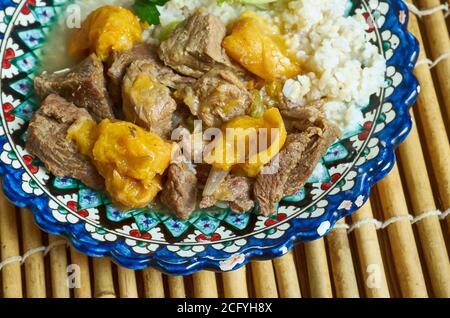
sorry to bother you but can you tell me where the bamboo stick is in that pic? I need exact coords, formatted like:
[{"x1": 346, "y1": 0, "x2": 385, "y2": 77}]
[
  {"x1": 0, "y1": 196, "x2": 22, "y2": 298},
  {"x1": 192, "y1": 271, "x2": 219, "y2": 298},
  {"x1": 376, "y1": 215, "x2": 402, "y2": 297},
  {"x1": 117, "y1": 266, "x2": 138, "y2": 298},
  {"x1": 20, "y1": 209, "x2": 46, "y2": 298},
  {"x1": 406, "y1": 0, "x2": 450, "y2": 229},
  {"x1": 397, "y1": 111, "x2": 450, "y2": 297},
  {"x1": 447, "y1": 0, "x2": 450, "y2": 34},
  {"x1": 350, "y1": 201, "x2": 390, "y2": 298},
  {"x1": 69, "y1": 247, "x2": 92, "y2": 298},
  {"x1": 251, "y1": 261, "x2": 278, "y2": 298},
  {"x1": 376, "y1": 165, "x2": 428, "y2": 297},
  {"x1": 222, "y1": 267, "x2": 249, "y2": 298},
  {"x1": 47, "y1": 235, "x2": 70, "y2": 298},
  {"x1": 273, "y1": 252, "x2": 302, "y2": 298},
  {"x1": 304, "y1": 239, "x2": 333, "y2": 298},
  {"x1": 416, "y1": 0, "x2": 450, "y2": 125},
  {"x1": 293, "y1": 245, "x2": 310, "y2": 297},
  {"x1": 246, "y1": 264, "x2": 256, "y2": 297},
  {"x1": 92, "y1": 258, "x2": 116, "y2": 298},
  {"x1": 142, "y1": 268, "x2": 165, "y2": 298},
  {"x1": 326, "y1": 219, "x2": 359, "y2": 298},
  {"x1": 167, "y1": 275, "x2": 186, "y2": 298}
]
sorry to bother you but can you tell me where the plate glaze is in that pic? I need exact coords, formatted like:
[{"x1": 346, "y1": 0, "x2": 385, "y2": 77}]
[{"x1": 0, "y1": 0, "x2": 419, "y2": 274}]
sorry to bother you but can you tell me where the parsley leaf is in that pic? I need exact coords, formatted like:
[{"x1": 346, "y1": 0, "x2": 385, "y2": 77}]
[{"x1": 133, "y1": 0, "x2": 169, "y2": 25}]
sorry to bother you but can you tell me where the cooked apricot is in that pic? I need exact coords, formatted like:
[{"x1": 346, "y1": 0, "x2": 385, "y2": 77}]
[
  {"x1": 223, "y1": 11, "x2": 300, "y2": 80},
  {"x1": 205, "y1": 108, "x2": 287, "y2": 177},
  {"x1": 68, "y1": 5, "x2": 142, "y2": 61},
  {"x1": 67, "y1": 119, "x2": 172, "y2": 209}
]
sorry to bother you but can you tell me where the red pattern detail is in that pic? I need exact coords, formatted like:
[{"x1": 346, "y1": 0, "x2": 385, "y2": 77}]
[
  {"x1": 129, "y1": 229, "x2": 152, "y2": 239},
  {"x1": 67, "y1": 201, "x2": 77, "y2": 212},
  {"x1": 358, "y1": 121, "x2": 373, "y2": 140},
  {"x1": 363, "y1": 121, "x2": 373, "y2": 131},
  {"x1": 77, "y1": 210, "x2": 89, "y2": 218},
  {"x1": 331, "y1": 173, "x2": 341, "y2": 183},
  {"x1": 196, "y1": 233, "x2": 221, "y2": 242},
  {"x1": 363, "y1": 12, "x2": 375, "y2": 32},
  {"x1": 21, "y1": 0, "x2": 36, "y2": 15},
  {"x1": 321, "y1": 173, "x2": 342, "y2": 190},
  {"x1": 67, "y1": 201, "x2": 88, "y2": 217},
  {"x1": 264, "y1": 213, "x2": 287, "y2": 227},
  {"x1": 22, "y1": 154, "x2": 38, "y2": 174},
  {"x1": 141, "y1": 233, "x2": 152, "y2": 240},
  {"x1": 264, "y1": 218, "x2": 277, "y2": 226},
  {"x1": 130, "y1": 229, "x2": 141, "y2": 238},
  {"x1": 3, "y1": 103, "x2": 15, "y2": 122},
  {"x1": 2, "y1": 48, "x2": 15, "y2": 69}
]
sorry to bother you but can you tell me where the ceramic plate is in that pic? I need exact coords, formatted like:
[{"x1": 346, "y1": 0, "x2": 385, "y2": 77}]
[{"x1": 0, "y1": 0, "x2": 419, "y2": 275}]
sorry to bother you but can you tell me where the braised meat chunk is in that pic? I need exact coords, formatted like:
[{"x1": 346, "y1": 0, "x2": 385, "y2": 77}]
[
  {"x1": 158, "y1": 11, "x2": 233, "y2": 78},
  {"x1": 281, "y1": 100, "x2": 325, "y2": 132},
  {"x1": 122, "y1": 60, "x2": 177, "y2": 138},
  {"x1": 180, "y1": 68, "x2": 252, "y2": 127},
  {"x1": 254, "y1": 117, "x2": 341, "y2": 215},
  {"x1": 34, "y1": 54, "x2": 114, "y2": 120},
  {"x1": 160, "y1": 163, "x2": 198, "y2": 220},
  {"x1": 200, "y1": 175, "x2": 254, "y2": 213},
  {"x1": 26, "y1": 94, "x2": 104, "y2": 190},
  {"x1": 107, "y1": 44, "x2": 154, "y2": 105},
  {"x1": 107, "y1": 44, "x2": 194, "y2": 104}
]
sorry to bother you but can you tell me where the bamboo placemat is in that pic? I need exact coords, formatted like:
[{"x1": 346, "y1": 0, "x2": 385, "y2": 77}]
[{"x1": 0, "y1": 0, "x2": 449, "y2": 299}]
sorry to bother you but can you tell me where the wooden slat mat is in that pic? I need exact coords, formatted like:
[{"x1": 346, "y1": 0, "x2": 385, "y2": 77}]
[{"x1": 0, "y1": 0, "x2": 449, "y2": 298}]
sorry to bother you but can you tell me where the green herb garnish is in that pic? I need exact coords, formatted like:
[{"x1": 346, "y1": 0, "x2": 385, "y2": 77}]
[
  {"x1": 249, "y1": 90, "x2": 266, "y2": 118},
  {"x1": 157, "y1": 20, "x2": 181, "y2": 41},
  {"x1": 133, "y1": 0, "x2": 169, "y2": 25}
]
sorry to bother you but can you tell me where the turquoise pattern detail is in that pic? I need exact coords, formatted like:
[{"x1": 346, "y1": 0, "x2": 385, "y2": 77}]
[
  {"x1": 31, "y1": 6, "x2": 56, "y2": 26},
  {"x1": 53, "y1": 176, "x2": 78, "y2": 190},
  {"x1": 224, "y1": 212, "x2": 250, "y2": 230},
  {"x1": 193, "y1": 215, "x2": 221, "y2": 236},
  {"x1": 307, "y1": 161, "x2": 331, "y2": 183},
  {"x1": 323, "y1": 143, "x2": 350, "y2": 163},
  {"x1": 163, "y1": 218, "x2": 190, "y2": 238},
  {"x1": 283, "y1": 188, "x2": 306, "y2": 203},
  {"x1": 12, "y1": 100, "x2": 37, "y2": 121},
  {"x1": 10, "y1": 77, "x2": 34, "y2": 96},
  {"x1": 12, "y1": 52, "x2": 38, "y2": 73},
  {"x1": 134, "y1": 211, "x2": 161, "y2": 232},
  {"x1": 77, "y1": 187, "x2": 103, "y2": 210},
  {"x1": 18, "y1": 29, "x2": 46, "y2": 50},
  {"x1": 104, "y1": 205, "x2": 131, "y2": 223}
]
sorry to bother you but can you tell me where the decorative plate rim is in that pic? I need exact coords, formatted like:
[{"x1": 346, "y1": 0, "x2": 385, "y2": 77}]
[{"x1": 0, "y1": 0, "x2": 419, "y2": 275}]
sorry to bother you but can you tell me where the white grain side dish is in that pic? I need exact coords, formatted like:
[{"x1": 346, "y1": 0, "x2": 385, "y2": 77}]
[{"x1": 154, "y1": 0, "x2": 386, "y2": 131}]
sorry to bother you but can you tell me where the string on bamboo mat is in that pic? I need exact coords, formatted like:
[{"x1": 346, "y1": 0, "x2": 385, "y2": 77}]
[
  {"x1": 0, "y1": 240, "x2": 67, "y2": 272},
  {"x1": 405, "y1": 2, "x2": 449, "y2": 18},
  {"x1": 0, "y1": 208, "x2": 448, "y2": 272},
  {"x1": 332, "y1": 208, "x2": 450, "y2": 233},
  {"x1": 416, "y1": 51, "x2": 450, "y2": 69}
]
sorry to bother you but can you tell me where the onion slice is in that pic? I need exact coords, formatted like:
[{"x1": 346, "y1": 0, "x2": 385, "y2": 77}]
[{"x1": 203, "y1": 168, "x2": 230, "y2": 197}]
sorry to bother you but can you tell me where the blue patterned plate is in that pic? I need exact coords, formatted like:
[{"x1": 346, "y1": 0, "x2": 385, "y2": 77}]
[{"x1": 0, "y1": 0, "x2": 419, "y2": 274}]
